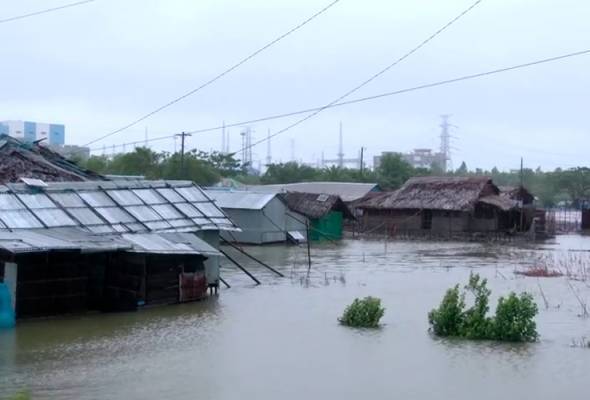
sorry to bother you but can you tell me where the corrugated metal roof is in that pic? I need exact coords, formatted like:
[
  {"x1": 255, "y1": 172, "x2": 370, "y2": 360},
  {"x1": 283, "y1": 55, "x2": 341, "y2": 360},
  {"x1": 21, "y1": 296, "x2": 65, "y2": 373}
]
[
  {"x1": 0, "y1": 228, "x2": 131, "y2": 254},
  {"x1": 0, "y1": 228, "x2": 220, "y2": 256},
  {"x1": 122, "y1": 232, "x2": 220, "y2": 256},
  {"x1": 246, "y1": 182, "x2": 379, "y2": 202},
  {"x1": 205, "y1": 190, "x2": 277, "y2": 210},
  {"x1": 0, "y1": 180, "x2": 238, "y2": 233}
]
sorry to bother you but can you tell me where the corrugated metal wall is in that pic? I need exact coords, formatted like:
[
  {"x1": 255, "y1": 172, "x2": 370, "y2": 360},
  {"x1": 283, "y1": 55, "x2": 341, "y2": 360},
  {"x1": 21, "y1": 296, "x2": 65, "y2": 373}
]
[{"x1": 220, "y1": 197, "x2": 288, "y2": 244}]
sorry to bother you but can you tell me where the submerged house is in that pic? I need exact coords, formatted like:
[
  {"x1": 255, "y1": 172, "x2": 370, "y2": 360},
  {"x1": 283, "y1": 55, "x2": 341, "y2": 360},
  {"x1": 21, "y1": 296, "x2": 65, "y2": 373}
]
[
  {"x1": 204, "y1": 190, "x2": 289, "y2": 244},
  {"x1": 248, "y1": 182, "x2": 381, "y2": 204},
  {"x1": 280, "y1": 192, "x2": 355, "y2": 241},
  {"x1": 0, "y1": 180, "x2": 238, "y2": 319},
  {"x1": 357, "y1": 176, "x2": 531, "y2": 238}
]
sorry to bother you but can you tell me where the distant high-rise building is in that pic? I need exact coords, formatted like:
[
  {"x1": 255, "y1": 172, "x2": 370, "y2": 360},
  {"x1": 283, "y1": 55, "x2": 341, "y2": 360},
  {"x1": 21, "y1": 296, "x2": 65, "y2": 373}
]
[{"x1": 0, "y1": 120, "x2": 65, "y2": 145}]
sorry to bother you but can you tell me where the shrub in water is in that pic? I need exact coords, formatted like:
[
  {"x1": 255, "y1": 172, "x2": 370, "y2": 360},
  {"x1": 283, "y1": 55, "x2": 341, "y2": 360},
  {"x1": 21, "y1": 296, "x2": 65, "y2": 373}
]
[
  {"x1": 428, "y1": 273, "x2": 538, "y2": 342},
  {"x1": 493, "y1": 292, "x2": 538, "y2": 342},
  {"x1": 428, "y1": 285, "x2": 465, "y2": 337},
  {"x1": 340, "y1": 296, "x2": 385, "y2": 328}
]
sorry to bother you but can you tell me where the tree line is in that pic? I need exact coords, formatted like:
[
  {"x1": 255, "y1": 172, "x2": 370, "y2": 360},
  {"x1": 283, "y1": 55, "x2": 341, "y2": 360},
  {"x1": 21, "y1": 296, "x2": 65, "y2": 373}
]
[{"x1": 77, "y1": 148, "x2": 590, "y2": 208}]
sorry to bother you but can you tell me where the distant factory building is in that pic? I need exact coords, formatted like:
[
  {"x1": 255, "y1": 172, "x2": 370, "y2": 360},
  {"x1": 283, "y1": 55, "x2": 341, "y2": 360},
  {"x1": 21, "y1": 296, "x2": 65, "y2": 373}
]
[
  {"x1": 373, "y1": 149, "x2": 445, "y2": 170},
  {"x1": 0, "y1": 120, "x2": 65, "y2": 146}
]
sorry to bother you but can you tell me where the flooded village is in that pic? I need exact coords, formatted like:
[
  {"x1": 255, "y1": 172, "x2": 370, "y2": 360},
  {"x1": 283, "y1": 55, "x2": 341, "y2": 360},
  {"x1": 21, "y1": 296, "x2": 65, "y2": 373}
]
[{"x1": 2, "y1": 1, "x2": 590, "y2": 399}]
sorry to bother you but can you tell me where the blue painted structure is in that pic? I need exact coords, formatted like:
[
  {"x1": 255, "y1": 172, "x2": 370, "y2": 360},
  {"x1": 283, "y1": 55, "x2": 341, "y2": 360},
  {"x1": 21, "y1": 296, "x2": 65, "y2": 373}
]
[
  {"x1": 0, "y1": 283, "x2": 15, "y2": 329},
  {"x1": 49, "y1": 123, "x2": 65, "y2": 145},
  {"x1": 0, "y1": 120, "x2": 65, "y2": 145},
  {"x1": 24, "y1": 121, "x2": 36, "y2": 142}
]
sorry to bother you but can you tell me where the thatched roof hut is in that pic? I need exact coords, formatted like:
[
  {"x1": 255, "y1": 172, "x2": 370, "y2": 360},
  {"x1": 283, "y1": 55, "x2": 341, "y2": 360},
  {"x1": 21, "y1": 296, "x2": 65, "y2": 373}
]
[{"x1": 358, "y1": 176, "x2": 517, "y2": 212}]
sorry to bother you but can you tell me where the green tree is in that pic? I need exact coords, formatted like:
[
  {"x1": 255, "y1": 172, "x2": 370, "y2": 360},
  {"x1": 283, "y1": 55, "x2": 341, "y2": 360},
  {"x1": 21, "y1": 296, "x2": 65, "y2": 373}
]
[
  {"x1": 377, "y1": 153, "x2": 414, "y2": 189},
  {"x1": 160, "y1": 151, "x2": 220, "y2": 185},
  {"x1": 261, "y1": 162, "x2": 319, "y2": 184},
  {"x1": 108, "y1": 147, "x2": 162, "y2": 178},
  {"x1": 83, "y1": 155, "x2": 110, "y2": 174},
  {"x1": 554, "y1": 167, "x2": 590, "y2": 207},
  {"x1": 456, "y1": 161, "x2": 468, "y2": 176}
]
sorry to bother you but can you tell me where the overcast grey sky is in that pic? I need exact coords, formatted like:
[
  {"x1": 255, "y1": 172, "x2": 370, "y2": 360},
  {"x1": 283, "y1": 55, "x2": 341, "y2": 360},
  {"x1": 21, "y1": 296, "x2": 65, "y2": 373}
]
[{"x1": 1, "y1": 0, "x2": 588, "y2": 171}]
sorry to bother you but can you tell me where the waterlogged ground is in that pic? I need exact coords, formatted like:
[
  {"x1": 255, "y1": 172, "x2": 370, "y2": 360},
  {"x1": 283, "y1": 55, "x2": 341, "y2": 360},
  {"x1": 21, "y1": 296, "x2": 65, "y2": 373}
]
[{"x1": 1, "y1": 236, "x2": 590, "y2": 399}]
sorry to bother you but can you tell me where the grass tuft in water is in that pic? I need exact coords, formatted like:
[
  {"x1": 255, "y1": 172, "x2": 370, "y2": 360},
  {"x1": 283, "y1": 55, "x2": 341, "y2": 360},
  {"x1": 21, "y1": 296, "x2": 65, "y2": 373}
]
[{"x1": 339, "y1": 296, "x2": 385, "y2": 328}]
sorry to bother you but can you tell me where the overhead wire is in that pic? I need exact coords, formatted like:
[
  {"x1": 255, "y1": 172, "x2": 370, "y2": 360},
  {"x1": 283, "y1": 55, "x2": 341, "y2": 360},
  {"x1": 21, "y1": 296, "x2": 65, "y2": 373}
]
[
  {"x1": 90, "y1": 48, "x2": 590, "y2": 155},
  {"x1": 0, "y1": 0, "x2": 96, "y2": 24},
  {"x1": 230, "y1": 0, "x2": 485, "y2": 157},
  {"x1": 83, "y1": 0, "x2": 343, "y2": 147}
]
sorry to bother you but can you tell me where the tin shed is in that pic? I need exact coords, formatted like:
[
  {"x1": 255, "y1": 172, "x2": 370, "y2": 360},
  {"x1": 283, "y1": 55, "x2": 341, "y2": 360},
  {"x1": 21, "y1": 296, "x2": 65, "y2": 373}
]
[{"x1": 205, "y1": 190, "x2": 288, "y2": 244}]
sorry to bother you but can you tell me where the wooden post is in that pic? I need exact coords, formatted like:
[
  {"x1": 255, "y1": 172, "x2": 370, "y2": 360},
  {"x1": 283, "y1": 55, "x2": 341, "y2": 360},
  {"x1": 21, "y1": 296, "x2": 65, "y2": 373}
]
[
  {"x1": 221, "y1": 239, "x2": 284, "y2": 277},
  {"x1": 219, "y1": 249, "x2": 260, "y2": 285},
  {"x1": 306, "y1": 219, "x2": 312, "y2": 274},
  {"x1": 219, "y1": 276, "x2": 231, "y2": 289}
]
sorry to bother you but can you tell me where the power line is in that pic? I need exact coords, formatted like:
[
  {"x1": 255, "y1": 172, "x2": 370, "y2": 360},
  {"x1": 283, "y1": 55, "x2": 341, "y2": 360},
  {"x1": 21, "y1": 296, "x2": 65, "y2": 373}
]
[
  {"x1": 83, "y1": 0, "x2": 343, "y2": 147},
  {"x1": 90, "y1": 48, "x2": 590, "y2": 154},
  {"x1": 0, "y1": 0, "x2": 96, "y2": 24},
  {"x1": 231, "y1": 0, "x2": 484, "y2": 157}
]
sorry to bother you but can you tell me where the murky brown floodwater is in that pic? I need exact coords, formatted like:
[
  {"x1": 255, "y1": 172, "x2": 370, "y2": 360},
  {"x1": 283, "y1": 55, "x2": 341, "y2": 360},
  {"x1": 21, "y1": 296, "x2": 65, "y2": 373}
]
[{"x1": 1, "y1": 236, "x2": 589, "y2": 399}]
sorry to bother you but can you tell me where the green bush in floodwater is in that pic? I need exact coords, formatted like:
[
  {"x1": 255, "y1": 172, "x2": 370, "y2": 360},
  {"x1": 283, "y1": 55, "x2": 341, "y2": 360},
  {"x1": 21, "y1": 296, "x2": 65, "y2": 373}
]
[
  {"x1": 428, "y1": 273, "x2": 538, "y2": 342},
  {"x1": 340, "y1": 296, "x2": 385, "y2": 328}
]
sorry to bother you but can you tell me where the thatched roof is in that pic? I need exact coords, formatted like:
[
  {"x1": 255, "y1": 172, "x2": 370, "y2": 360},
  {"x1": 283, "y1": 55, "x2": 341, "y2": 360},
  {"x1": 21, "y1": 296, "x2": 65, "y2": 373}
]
[
  {"x1": 499, "y1": 186, "x2": 535, "y2": 205},
  {"x1": 0, "y1": 135, "x2": 105, "y2": 184},
  {"x1": 279, "y1": 192, "x2": 355, "y2": 219},
  {"x1": 358, "y1": 176, "x2": 511, "y2": 211}
]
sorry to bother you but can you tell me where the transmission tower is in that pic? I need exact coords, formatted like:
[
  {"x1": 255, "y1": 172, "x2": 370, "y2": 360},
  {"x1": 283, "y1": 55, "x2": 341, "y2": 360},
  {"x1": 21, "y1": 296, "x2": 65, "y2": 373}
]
[
  {"x1": 439, "y1": 115, "x2": 453, "y2": 172},
  {"x1": 240, "y1": 127, "x2": 253, "y2": 166},
  {"x1": 266, "y1": 129, "x2": 272, "y2": 166}
]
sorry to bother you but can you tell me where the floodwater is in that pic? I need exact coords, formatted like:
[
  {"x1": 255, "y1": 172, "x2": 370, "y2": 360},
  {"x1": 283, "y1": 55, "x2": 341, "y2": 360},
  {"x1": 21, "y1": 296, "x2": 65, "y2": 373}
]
[{"x1": 1, "y1": 236, "x2": 590, "y2": 400}]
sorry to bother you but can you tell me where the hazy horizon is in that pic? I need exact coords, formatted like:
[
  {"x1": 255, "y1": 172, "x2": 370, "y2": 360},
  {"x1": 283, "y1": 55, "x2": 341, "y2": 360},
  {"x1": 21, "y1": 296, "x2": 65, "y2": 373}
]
[{"x1": 1, "y1": 0, "x2": 588, "y2": 171}]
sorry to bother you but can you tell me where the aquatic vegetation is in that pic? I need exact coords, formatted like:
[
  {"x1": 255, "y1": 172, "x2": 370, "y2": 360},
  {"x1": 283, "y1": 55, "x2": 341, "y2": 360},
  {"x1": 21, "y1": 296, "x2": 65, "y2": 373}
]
[
  {"x1": 514, "y1": 266, "x2": 563, "y2": 278},
  {"x1": 8, "y1": 391, "x2": 31, "y2": 400},
  {"x1": 429, "y1": 273, "x2": 538, "y2": 342},
  {"x1": 340, "y1": 296, "x2": 385, "y2": 328}
]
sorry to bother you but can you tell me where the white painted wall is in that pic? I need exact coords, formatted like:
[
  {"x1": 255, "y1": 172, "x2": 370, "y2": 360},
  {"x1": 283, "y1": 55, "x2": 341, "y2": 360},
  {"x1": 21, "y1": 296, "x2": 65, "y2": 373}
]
[
  {"x1": 36, "y1": 122, "x2": 50, "y2": 142},
  {"x1": 3, "y1": 121, "x2": 24, "y2": 138}
]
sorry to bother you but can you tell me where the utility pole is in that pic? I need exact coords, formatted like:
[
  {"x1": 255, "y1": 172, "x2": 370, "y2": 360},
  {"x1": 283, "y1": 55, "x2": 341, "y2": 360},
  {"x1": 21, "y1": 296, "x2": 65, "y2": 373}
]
[
  {"x1": 520, "y1": 157, "x2": 524, "y2": 232},
  {"x1": 360, "y1": 147, "x2": 365, "y2": 176},
  {"x1": 176, "y1": 132, "x2": 191, "y2": 178},
  {"x1": 221, "y1": 121, "x2": 226, "y2": 154},
  {"x1": 144, "y1": 126, "x2": 148, "y2": 147},
  {"x1": 338, "y1": 121, "x2": 344, "y2": 168}
]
